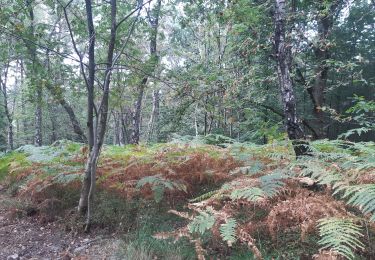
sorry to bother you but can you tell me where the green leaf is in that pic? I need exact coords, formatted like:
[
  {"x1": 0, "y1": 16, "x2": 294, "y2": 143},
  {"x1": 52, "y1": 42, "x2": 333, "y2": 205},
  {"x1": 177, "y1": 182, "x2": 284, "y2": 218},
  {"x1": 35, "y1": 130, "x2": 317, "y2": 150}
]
[
  {"x1": 188, "y1": 211, "x2": 216, "y2": 234},
  {"x1": 317, "y1": 217, "x2": 365, "y2": 259},
  {"x1": 220, "y1": 218, "x2": 237, "y2": 245}
]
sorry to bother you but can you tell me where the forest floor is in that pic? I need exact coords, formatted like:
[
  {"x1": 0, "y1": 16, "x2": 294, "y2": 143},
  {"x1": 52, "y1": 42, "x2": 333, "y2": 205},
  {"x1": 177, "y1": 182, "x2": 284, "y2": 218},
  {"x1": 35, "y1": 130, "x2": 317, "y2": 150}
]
[
  {"x1": 0, "y1": 138, "x2": 374, "y2": 259},
  {"x1": 0, "y1": 190, "x2": 122, "y2": 260}
]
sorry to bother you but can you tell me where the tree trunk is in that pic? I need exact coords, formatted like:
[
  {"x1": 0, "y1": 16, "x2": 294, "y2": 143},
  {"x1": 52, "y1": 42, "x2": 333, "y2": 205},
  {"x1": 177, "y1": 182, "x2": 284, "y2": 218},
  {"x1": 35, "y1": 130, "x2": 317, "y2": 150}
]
[
  {"x1": 274, "y1": 0, "x2": 308, "y2": 157},
  {"x1": 78, "y1": 0, "x2": 97, "y2": 215},
  {"x1": 20, "y1": 64, "x2": 28, "y2": 144},
  {"x1": 146, "y1": 89, "x2": 160, "y2": 142},
  {"x1": 44, "y1": 31, "x2": 87, "y2": 144},
  {"x1": 0, "y1": 62, "x2": 14, "y2": 151},
  {"x1": 49, "y1": 105, "x2": 58, "y2": 143},
  {"x1": 45, "y1": 83, "x2": 87, "y2": 143},
  {"x1": 26, "y1": 0, "x2": 43, "y2": 147},
  {"x1": 131, "y1": 80, "x2": 146, "y2": 144},
  {"x1": 194, "y1": 103, "x2": 199, "y2": 137},
  {"x1": 130, "y1": 0, "x2": 161, "y2": 144},
  {"x1": 305, "y1": 0, "x2": 342, "y2": 139},
  {"x1": 113, "y1": 111, "x2": 121, "y2": 145},
  {"x1": 79, "y1": 0, "x2": 119, "y2": 232},
  {"x1": 34, "y1": 87, "x2": 43, "y2": 146},
  {"x1": 121, "y1": 108, "x2": 130, "y2": 144}
]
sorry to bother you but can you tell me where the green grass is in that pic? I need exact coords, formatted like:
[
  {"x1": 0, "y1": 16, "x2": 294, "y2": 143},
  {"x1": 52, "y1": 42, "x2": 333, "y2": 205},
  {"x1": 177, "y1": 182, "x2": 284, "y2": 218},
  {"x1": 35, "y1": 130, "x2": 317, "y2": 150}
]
[{"x1": 119, "y1": 205, "x2": 196, "y2": 259}]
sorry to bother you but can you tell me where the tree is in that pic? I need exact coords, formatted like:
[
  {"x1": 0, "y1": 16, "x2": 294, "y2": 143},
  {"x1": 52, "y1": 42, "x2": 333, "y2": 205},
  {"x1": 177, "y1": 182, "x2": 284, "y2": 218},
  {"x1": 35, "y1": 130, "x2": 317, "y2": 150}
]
[
  {"x1": 0, "y1": 60, "x2": 14, "y2": 150},
  {"x1": 273, "y1": 0, "x2": 308, "y2": 156},
  {"x1": 130, "y1": 0, "x2": 162, "y2": 144},
  {"x1": 72, "y1": 0, "x2": 147, "y2": 231}
]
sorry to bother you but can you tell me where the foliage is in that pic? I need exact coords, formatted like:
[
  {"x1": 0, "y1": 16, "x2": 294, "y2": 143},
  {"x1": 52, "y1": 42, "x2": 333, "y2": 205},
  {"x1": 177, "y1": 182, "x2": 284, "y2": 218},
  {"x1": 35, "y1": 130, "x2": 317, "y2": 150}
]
[
  {"x1": 339, "y1": 96, "x2": 375, "y2": 139},
  {"x1": 220, "y1": 218, "x2": 237, "y2": 245},
  {"x1": 136, "y1": 174, "x2": 187, "y2": 203},
  {"x1": 340, "y1": 185, "x2": 375, "y2": 221},
  {"x1": 317, "y1": 217, "x2": 365, "y2": 259},
  {"x1": 188, "y1": 210, "x2": 216, "y2": 234},
  {"x1": 0, "y1": 0, "x2": 374, "y2": 258},
  {"x1": 1, "y1": 139, "x2": 375, "y2": 259},
  {"x1": 230, "y1": 186, "x2": 265, "y2": 201},
  {"x1": 155, "y1": 139, "x2": 375, "y2": 259},
  {"x1": 15, "y1": 140, "x2": 82, "y2": 163},
  {"x1": 0, "y1": 152, "x2": 28, "y2": 181}
]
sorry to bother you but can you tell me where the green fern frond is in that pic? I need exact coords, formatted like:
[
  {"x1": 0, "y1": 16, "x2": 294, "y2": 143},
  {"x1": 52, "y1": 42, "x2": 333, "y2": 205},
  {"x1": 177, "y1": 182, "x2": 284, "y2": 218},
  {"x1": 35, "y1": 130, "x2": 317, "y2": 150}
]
[
  {"x1": 259, "y1": 171, "x2": 287, "y2": 197},
  {"x1": 54, "y1": 173, "x2": 82, "y2": 184},
  {"x1": 230, "y1": 161, "x2": 265, "y2": 176},
  {"x1": 318, "y1": 217, "x2": 364, "y2": 259},
  {"x1": 188, "y1": 211, "x2": 216, "y2": 234},
  {"x1": 298, "y1": 160, "x2": 344, "y2": 187},
  {"x1": 136, "y1": 174, "x2": 187, "y2": 203},
  {"x1": 190, "y1": 190, "x2": 219, "y2": 203},
  {"x1": 341, "y1": 184, "x2": 375, "y2": 221},
  {"x1": 230, "y1": 187, "x2": 265, "y2": 201},
  {"x1": 220, "y1": 218, "x2": 237, "y2": 245}
]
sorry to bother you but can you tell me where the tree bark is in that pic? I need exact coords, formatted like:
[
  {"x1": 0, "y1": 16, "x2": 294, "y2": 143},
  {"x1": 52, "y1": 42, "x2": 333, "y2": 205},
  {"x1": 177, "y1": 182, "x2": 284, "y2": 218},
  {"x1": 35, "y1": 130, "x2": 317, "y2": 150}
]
[
  {"x1": 45, "y1": 83, "x2": 87, "y2": 143},
  {"x1": 26, "y1": 0, "x2": 43, "y2": 146},
  {"x1": 0, "y1": 62, "x2": 14, "y2": 150},
  {"x1": 78, "y1": 0, "x2": 97, "y2": 215},
  {"x1": 305, "y1": 0, "x2": 341, "y2": 139},
  {"x1": 20, "y1": 61, "x2": 28, "y2": 144},
  {"x1": 130, "y1": 0, "x2": 161, "y2": 144},
  {"x1": 131, "y1": 79, "x2": 146, "y2": 144},
  {"x1": 34, "y1": 87, "x2": 43, "y2": 146},
  {"x1": 79, "y1": 0, "x2": 122, "y2": 231},
  {"x1": 274, "y1": 0, "x2": 308, "y2": 156},
  {"x1": 121, "y1": 107, "x2": 131, "y2": 144},
  {"x1": 146, "y1": 89, "x2": 160, "y2": 142},
  {"x1": 49, "y1": 105, "x2": 58, "y2": 143}
]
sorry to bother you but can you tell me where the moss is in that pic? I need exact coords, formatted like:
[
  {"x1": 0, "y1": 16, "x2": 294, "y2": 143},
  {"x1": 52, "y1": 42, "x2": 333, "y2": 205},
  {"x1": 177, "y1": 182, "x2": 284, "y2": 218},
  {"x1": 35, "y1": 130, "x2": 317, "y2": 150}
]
[
  {"x1": 0, "y1": 152, "x2": 29, "y2": 182},
  {"x1": 66, "y1": 142, "x2": 82, "y2": 153}
]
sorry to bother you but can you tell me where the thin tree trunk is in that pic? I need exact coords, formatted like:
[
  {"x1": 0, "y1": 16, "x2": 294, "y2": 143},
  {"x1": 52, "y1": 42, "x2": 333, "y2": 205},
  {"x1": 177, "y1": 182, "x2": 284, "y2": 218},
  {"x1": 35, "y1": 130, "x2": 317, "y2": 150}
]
[
  {"x1": 20, "y1": 62, "x2": 28, "y2": 144},
  {"x1": 78, "y1": 0, "x2": 97, "y2": 215},
  {"x1": 85, "y1": 0, "x2": 117, "y2": 231},
  {"x1": 146, "y1": 89, "x2": 160, "y2": 142},
  {"x1": 130, "y1": 0, "x2": 162, "y2": 144},
  {"x1": 49, "y1": 105, "x2": 58, "y2": 143},
  {"x1": 45, "y1": 83, "x2": 87, "y2": 143},
  {"x1": 46, "y1": 21, "x2": 87, "y2": 144},
  {"x1": 34, "y1": 87, "x2": 43, "y2": 146},
  {"x1": 26, "y1": 0, "x2": 43, "y2": 146},
  {"x1": 131, "y1": 80, "x2": 146, "y2": 144},
  {"x1": 194, "y1": 103, "x2": 199, "y2": 137},
  {"x1": 305, "y1": 0, "x2": 341, "y2": 139},
  {"x1": 0, "y1": 62, "x2": 14, "y2": 151},
  {"x1": 274, "y1": 0, "x2": 308, "y2": 156},
  {"x1": 113, "y1": 111, "x2": 121, "y2": 145}
]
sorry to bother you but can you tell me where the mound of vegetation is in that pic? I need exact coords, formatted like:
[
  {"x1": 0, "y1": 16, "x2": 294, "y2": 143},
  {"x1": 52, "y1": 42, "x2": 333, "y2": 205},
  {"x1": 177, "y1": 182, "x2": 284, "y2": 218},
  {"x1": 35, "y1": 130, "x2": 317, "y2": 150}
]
[{"x1": 0, "y1": 139, "x2": 375, "y2": 259}]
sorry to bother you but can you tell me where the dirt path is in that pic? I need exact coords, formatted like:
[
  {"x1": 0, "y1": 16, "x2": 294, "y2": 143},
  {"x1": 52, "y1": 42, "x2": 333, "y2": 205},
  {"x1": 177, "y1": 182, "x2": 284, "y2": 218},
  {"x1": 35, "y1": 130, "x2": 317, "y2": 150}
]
[{"x1": 0, "y1": 191, "x2": 122, "y2": 260}]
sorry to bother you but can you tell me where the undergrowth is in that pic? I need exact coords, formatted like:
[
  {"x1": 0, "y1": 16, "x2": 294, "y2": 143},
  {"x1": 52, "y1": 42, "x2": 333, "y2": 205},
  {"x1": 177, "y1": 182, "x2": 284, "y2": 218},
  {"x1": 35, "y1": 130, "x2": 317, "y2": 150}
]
[{"x1": 0, "y1": 138, "x2": 374, "y2": 259}]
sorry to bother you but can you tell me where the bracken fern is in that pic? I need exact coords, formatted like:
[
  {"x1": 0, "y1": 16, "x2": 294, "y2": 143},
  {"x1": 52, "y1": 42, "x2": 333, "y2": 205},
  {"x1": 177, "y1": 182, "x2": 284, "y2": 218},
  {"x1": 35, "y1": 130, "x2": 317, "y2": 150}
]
[
  {"x1": 220, "y1": 218, "x2": 237, "y2": 246},
  {"x1": 188, "y1": 210, "x2": 216, "y2": 234},
  {"x1": 317, "y1": 217, "x2": 365, "y2": 259}
]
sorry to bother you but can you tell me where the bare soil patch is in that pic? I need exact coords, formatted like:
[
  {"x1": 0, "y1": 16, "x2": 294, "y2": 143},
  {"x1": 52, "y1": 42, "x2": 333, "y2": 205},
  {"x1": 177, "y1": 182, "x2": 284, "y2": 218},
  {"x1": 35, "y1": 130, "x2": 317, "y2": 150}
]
[{"x1": 0, "y1": 193, "x2": 121, "y2": 260}]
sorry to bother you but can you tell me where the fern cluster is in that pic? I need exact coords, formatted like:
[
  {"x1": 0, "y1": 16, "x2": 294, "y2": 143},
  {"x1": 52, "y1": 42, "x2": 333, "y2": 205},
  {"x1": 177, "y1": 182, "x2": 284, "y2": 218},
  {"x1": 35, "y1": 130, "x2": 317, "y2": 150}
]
[
  {"x1": 220, "y1": 218, "x2": 237, "y2": 245},
  {"x1": 169, "y1": 140, "x2": 375, "y2": 259},
  {"x1": 136, "y1": 174, "x2": 187, "y2": 203},
  {"x1": 188, "y1": 210, "x2": 216, "y2": 234},
  {"x1": 317, "y1": 217, "x2": 364, "y2": 259},
  {"x1": 340, "y1": 184, "x2": 375, "y2": 221}
]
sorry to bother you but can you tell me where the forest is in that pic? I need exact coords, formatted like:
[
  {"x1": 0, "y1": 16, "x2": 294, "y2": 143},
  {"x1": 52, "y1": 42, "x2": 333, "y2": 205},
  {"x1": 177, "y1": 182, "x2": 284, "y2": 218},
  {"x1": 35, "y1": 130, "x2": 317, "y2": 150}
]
[{"x1": 0, "y1": 0, "x2": 374, "y2": 259}]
